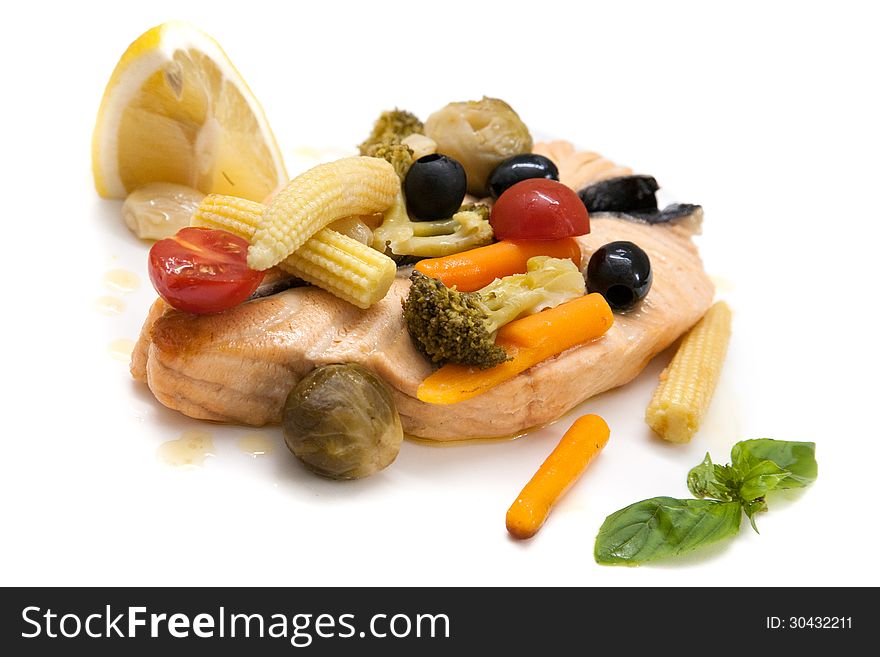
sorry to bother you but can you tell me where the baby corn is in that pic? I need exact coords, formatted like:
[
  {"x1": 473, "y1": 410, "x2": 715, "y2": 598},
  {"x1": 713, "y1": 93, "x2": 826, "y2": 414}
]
[
  {"x1": 645, "y1": 301, "x2": 732, "y2": 443},
  {"x1": 247, "y1": 156, "x2": 399, "y2": 271},
  {"x1": 193, "y1": 194, "x2": 396, "y2": 309},
  {"x1": 283, "y1": 228, "x2": 395, "y2": 309},
  {"x1": 193, "y1": 193, "x2": 264, "y2": 240}
]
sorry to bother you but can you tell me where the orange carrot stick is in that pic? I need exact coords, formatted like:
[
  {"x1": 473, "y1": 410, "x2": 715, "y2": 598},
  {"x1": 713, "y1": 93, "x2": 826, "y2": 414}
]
[
  {"x1": 414, "y1": 238, "x2": 582, "y2": 292},
  {"x1": 417, "y1": 293, "x2": 613, "y2": 405},
  {"x1": 506, "y1": 414, "x2": 610, "y2": 540},
  {"x1": 495, "y1": 290, "x2": 610, "y2": 349}
]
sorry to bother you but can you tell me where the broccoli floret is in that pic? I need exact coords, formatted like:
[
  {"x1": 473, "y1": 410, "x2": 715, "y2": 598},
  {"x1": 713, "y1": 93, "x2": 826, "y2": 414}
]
[
  {"x1": 403, "y1": 256, "x2": 586, "y2": 368},
  {"x1": 372, "y1": 196, "x2": 494, "y2": 259},
  {"x1": 362, "y1": 141, "x2": 415, "y2": 180},
  {"x1": 404, "y1": 271, "x2": 508, "y2": 369},
  {"x1": 358, "y1": 109, "x2": 424, "y2": 178},
  {"x1": 359, "y1": 109, "x2": 424, "y2": 153},
  {"x1": 456, "y1": 203, "x2": 490, "y2": 220}
]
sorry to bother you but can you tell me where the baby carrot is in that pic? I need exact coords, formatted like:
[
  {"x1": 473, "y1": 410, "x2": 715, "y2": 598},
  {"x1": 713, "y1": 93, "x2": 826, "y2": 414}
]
[
  {"x1": 414, "y1": 238, "x2": 582, "y2": 292},
  {"x1": 417, "y1": 293, "x2": 613, "y2": 405},
  {"x1": 494, "y1": 291, "x2": 612, "y2": 349},
  {"x1": 506, "y1": 414, "x2": 610, "y2": 540}
]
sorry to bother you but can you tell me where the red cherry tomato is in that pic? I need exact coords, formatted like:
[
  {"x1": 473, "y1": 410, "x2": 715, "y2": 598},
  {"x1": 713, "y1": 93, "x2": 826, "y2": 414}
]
[
  {"x1": 489, "y1": 178, "x2": 590, "y2": 240},
  {"x1": 148, "y1": 227, "x2": 265, "y2": 314}
]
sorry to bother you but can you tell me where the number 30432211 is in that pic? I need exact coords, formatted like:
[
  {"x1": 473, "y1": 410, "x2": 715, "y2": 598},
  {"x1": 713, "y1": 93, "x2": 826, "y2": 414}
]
[{"x1": 766, "y1": 617, "x2": 853, "y2": 629}]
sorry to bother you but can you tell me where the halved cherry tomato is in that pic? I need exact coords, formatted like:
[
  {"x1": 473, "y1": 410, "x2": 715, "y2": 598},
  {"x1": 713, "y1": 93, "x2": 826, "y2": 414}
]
[
  {"x1": 489, "y1": 178, "x2": 590, "y2": 240},
  {"x1": 148, "y1": 227, "x2": 265, "y2": 314}
]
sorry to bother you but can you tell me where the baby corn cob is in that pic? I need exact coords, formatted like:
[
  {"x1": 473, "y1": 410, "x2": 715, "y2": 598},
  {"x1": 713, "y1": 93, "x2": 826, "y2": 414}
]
[
  {"x1": 287, "y1": 229, "x2": 396, "y2": 309},
  {"x1": 645, "y1": 302, "x2": 733, "y2": 443},
  {"x1": 193, "y1": 194, "x2": 396, "y2": 309},
  {"x1": 192, "y1": 193, "x2": 265, "y2": 240},
  {"x1": 247, "y1": 156, "x2": 399, "y2": 271}
]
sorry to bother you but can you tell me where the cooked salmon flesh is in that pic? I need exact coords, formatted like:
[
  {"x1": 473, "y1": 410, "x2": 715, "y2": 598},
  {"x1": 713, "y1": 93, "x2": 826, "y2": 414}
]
[{"x1": 131, "y1": 213, "x2": 713, "y2": 440}]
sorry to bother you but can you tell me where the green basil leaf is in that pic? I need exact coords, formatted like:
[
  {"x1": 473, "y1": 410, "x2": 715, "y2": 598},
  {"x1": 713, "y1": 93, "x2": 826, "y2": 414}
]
[
  {"x1": 594, "y1": 497, "x2": 743, "y2": 565},
  {"x1": 743, "y1": 498, "x2": 768, "y2": 533},
  {"x1": 687, "y1": 453, "x2": 737, "y2": 501},
  {"x1": 687, "y1": 453, "x2": 715, "y2": 498},
  {"x1": 731, "y1": 439, "x2": 817, "y2": 489},
  {"x1": 737, "y1": 459, "x2": 791, "y2": 502}
]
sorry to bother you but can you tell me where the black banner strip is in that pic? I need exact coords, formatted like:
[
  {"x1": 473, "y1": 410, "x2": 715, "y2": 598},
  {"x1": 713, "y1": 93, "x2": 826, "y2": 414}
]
[{"x1": 0, "y1": 587, "x2": 869, "y2": 655}]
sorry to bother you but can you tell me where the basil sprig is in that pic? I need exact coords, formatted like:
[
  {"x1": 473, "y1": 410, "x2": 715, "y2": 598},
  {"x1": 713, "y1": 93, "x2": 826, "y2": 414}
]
[{"x1": 595, "y1": 439, "x2": 817, "y2": 566}]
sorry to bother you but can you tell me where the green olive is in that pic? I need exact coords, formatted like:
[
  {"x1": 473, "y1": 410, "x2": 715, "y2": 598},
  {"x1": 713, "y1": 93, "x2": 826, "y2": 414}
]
[
  {"x1": 424, "y1": 97, "x2": 533, "y2": 197},
  {"x1": 282, "y1": 364, "x2": 403, "y2": 480}
]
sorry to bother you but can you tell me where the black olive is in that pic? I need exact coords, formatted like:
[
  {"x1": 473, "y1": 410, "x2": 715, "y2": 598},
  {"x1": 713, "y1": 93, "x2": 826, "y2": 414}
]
[
  {"x1": 404, "y1": 154, "x2": 467, "y2": 221},
  {"x1": 624, "y1": 203, "x2": 702, "y2": 225},
  {"x1": 487, "y1": 154, "x2": 559, "y2": 199},
  {"x1": 578, "y1": 175, "x2": 659, "y2": 213},
  {"x1": 586, "y1": 241, "x2": 653, "y2": 312}
]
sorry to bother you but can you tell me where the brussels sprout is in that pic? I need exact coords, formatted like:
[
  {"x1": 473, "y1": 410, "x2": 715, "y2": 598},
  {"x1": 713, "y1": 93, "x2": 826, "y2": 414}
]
[
  {"x1": 282, "y1": 364, "x2": 403, "y2": 480},
  {"x1": 424, "y1": 97, "x2": 533, "y2": 197}
]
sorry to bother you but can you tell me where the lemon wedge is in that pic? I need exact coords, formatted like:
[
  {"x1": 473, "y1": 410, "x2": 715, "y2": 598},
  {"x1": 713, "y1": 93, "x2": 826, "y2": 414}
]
[{"x1": 92, "y1": 22, "x2": 286, "y2": 202}]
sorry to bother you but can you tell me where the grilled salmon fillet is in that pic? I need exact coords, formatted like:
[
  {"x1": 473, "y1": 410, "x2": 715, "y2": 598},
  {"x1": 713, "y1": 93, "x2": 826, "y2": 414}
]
[{"x1": 131, "y1": 214, "x2": 713, "y2": 440}]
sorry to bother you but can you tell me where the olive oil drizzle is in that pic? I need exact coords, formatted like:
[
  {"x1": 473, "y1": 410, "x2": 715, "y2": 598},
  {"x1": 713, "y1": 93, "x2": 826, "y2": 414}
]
[
  {"x1": 107, "y1": 338, "x2": 135, "y2": 362},
  {"x1": 157, "y1": 430, "x2": 215, "y2": 468},
  {"x1": 103, "y1": 268, "x2": 140, "y2": 293},
  {"x1": 96, "y1": 296, "x2": 126, "y2": 315},
  {"x1": 238, "y1": 433, "x2": 275, "y2": 458}
]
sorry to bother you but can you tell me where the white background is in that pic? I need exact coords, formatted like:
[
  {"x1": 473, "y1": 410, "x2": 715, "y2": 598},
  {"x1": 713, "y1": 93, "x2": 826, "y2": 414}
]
[{"x1": 1, "y1": 0, "x2": 877, "y2": 587}]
